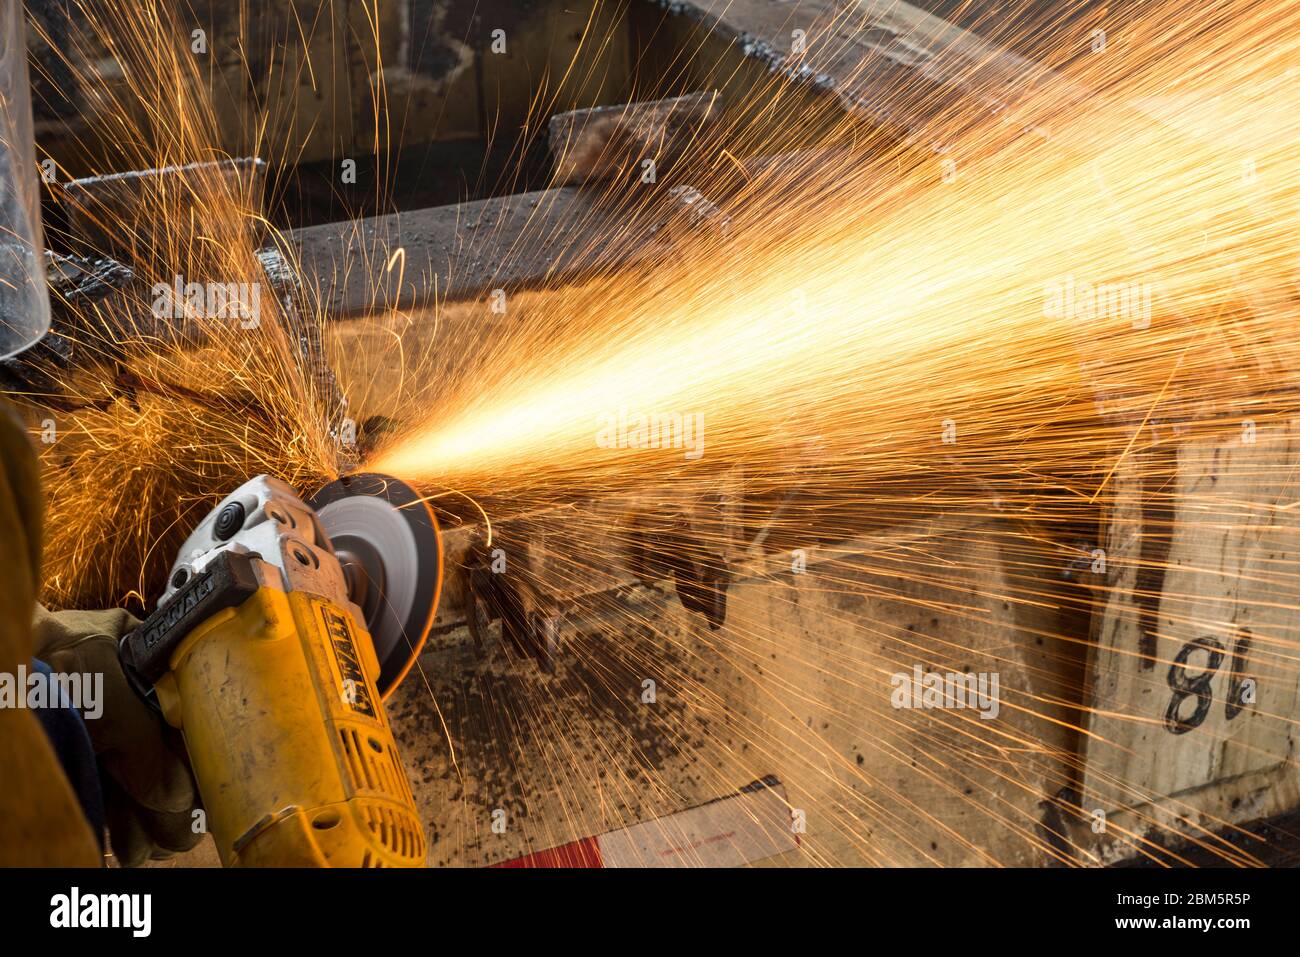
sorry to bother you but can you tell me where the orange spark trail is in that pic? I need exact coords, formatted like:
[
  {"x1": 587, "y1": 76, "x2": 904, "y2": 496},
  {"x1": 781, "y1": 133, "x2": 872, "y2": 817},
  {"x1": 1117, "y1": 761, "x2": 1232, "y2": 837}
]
[{"x1": 371, "y1": 0, "x2": 1300, "y2": 497}]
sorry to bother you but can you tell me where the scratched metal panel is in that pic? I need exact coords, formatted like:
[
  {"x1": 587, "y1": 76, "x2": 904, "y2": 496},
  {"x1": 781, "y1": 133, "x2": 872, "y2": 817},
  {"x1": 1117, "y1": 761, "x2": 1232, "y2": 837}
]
[
  {"x1": 1080, "y1": 419, "x2": 1300, "y2": 835},
  {"x1": 379, "y1": 514, "x2": 1083, "y2": 866}
]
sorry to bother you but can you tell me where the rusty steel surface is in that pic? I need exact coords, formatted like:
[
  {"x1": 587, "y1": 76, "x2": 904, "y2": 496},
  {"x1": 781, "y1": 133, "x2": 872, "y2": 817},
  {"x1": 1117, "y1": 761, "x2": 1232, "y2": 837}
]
[{"x1": 548, "y1": 91, "x2": 722, "y2": 186}]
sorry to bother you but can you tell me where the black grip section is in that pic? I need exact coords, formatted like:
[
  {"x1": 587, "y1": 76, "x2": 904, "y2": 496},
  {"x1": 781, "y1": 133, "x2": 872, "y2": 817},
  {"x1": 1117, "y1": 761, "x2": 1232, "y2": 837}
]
[{"x1": 122, "y1": 550, "x2": 261, "y2": 684}]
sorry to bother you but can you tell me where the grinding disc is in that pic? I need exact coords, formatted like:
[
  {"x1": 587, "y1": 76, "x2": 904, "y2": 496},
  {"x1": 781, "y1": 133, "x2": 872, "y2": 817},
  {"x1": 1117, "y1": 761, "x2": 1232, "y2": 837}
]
[{"x1": 310, "y1": 473, "x2": 443, "y2": 698}]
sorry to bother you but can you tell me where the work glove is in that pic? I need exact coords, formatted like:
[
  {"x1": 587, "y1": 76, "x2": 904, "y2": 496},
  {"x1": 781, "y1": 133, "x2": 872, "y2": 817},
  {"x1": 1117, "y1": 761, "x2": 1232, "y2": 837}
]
[{"x1": 31, "y1": 605, "x2": 203, "y2": 866}]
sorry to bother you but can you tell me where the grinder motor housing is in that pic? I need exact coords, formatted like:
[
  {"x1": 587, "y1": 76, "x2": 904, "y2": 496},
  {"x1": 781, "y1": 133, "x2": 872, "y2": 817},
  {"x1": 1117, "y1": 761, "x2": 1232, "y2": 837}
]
[{"x1": 121, "y1": 475, "x2": 433, "y2": 867}]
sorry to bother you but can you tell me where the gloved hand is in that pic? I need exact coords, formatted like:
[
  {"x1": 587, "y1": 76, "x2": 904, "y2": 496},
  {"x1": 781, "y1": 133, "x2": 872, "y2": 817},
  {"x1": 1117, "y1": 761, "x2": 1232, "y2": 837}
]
[{"x1": 31, "y1": 605, "x2": 203, "y2": 866}]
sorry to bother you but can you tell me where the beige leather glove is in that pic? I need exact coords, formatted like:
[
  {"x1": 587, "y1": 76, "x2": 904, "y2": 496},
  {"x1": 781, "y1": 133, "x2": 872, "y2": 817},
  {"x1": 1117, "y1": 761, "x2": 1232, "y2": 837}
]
[{"x1": 32, "y1": 605, "x2": 203, "y2": 866}]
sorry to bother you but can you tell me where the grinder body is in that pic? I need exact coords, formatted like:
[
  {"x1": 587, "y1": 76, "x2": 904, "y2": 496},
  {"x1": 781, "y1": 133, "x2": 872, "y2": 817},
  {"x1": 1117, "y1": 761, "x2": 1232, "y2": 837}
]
[{"x1": 122, "y1": 476, "x2": 428, "y2": 867}]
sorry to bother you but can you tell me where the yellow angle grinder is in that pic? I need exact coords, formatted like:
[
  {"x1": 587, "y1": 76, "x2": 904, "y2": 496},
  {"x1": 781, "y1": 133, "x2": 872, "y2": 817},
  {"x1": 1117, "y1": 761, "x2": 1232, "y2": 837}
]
[{"x1": 119, "y1": 473, "x2": 443, "y2": 867}]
